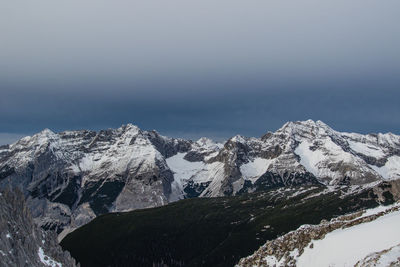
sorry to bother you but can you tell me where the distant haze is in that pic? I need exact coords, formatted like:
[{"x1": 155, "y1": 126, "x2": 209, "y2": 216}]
[{"x1": 1, "y1": 0, "x2": 399, "y2": 145}]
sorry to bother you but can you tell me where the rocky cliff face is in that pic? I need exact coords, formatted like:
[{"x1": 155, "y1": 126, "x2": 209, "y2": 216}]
[
  {"x1": 1, "y1": 120, "x2": 399, "y2": 239},
  {"x1": 0, "y1": 189, "x2": 76, "y2": 267}
]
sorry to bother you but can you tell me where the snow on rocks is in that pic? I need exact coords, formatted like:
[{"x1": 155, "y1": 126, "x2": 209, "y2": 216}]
[
  {"x1": 369, "y1": 156, "x2": 400, "y2": 180},
  {"x1": 293, "y1": 132, "x2": 375, "y2": 185},
  {"x1": 38, "y1": 247, "x2": 63, "y2": 267},
  {"x1": 166, "y1": 150, "x2": 226, "y2": 199},
  {"x1": 348, "y1": 140, "x2": 386, "y2": 159},
  {"x1": 166, "y1": 152, "x2": 206, "y2": 200},
  {"x1": 240, "y1": 158, "x2": 273, "y2": 183}
]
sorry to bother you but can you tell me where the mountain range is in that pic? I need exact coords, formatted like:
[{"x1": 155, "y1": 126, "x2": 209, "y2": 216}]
[{"x1": 1, "y1": 119, "x2": 399, "y2": 241}]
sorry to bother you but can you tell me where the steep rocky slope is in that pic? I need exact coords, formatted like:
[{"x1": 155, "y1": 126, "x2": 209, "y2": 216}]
[
  {"x1": 0, "y1": 189, "x2": 76, "y2": 267},
  {"x1": 1, "y1": 120, "x2": 399, "y2": 239}
]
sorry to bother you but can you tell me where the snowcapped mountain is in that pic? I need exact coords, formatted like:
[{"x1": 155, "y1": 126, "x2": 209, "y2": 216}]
[
  {"x1": 187, "y1": 119, "x2": 400, "y2": 197},
  {"x1": 0, "y1": 124, "x2": 195, "y2": 239},
  {"x1": 0, "y1": 120, "x2": 400, "y2": 239}
]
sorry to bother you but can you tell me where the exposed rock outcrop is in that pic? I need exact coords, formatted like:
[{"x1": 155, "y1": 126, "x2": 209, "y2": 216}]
[{"x1": 0, "y1": 188, "x2": 76, "y2": 267}]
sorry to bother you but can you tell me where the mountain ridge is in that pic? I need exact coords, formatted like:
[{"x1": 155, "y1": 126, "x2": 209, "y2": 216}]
[{"x1": 1, "y1": 120, "x2": 399, "y2": 240}]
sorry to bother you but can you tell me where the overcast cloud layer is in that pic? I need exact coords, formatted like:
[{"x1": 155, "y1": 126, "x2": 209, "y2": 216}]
[{"x1": 1, "y1": 0, "x2": 399, "y2": 144}]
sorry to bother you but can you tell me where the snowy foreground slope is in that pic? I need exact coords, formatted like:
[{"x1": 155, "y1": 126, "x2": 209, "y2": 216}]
[
  {"x1": 0, "y1": 120, "x2": 400, "y2": 239},
  {"x1": 237, "y1": 203, "x2": 400, "y2": 267}
]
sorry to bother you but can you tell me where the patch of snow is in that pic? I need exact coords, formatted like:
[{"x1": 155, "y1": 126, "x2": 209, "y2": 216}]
[
  {"x1": 360, "y1": 203, "x2": 400, "y2": 219},
  {"x1": 289, "y1": 187, "x2": 316, "y2": 198},
  {"x1": 0, "y1": 250, "x2": 6, "y2": 256},
  {"x1": 230, "y1": 135, "x2": 246, "y2": 143},
  {"x1": 203, "y1": 151, "x2": 219, "y2": 161},
  {"x1": 262, "y1": 250, "x2": 298, "y2": 267},
  {"x1": 195, "y1": 137, "x2": 219, "y2": 150},
  {"x1": 38, "y1": 247, "x2": 62, "y2": 267},
  {"x1": 167, "y1": 153, "x2": 205, "y2": 183},
  {"x1": 77, "y1": 155, "x2": 95, "y2": 172},
  {"x1": 295, "y1": 141, "x2": 326, "y2": 177},
  {"x1": 369, "y1": 156, "x2": 400, "y2": 180},
  {"x1": 294, "y1": 139, "x2": 354, "y2": 180},
  {"x1": 198, "y1": 162, "x2": 226, "y2": 197},
  {"x1": 297, "y1": 209, "x2": 400, "y2": 267},
  {"x1": 348, "y1": 140, "x2": 385, "y2": 158},
  {"x1": 166, "y1": 153, "x2": 206, "y2": 200},
  {"x1": 232, "y1": 178, "x2": 245, "y2": 193},
  {"x1": 290, "y1": 248, "x2": 299, "y2": 259},
  {"x1": 6, "y1": 233, "x2": 11, "y2": 239},
  {"x1": 263, "y1": 255, "x2": 282, "y2": 266},
  {"x1": 240, "y1": 158, "x2": 273, "y2": 183}
]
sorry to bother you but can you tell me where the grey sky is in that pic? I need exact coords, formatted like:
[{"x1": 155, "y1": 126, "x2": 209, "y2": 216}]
[{"x1": 1, "y1": 0, "x2": 399, "y2": 144}]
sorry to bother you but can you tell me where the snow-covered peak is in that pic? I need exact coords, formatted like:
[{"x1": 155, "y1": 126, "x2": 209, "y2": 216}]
[
  {"x1": 119, "y1": 124, "x2": 141, "y2": 145},
  {"x1": 257, "y1": 120, "x2": 400, "y2": 185},
  {"x1": 276, "y1": 120, "x2": 312, "y2": 136},
  {"x1": 229, "y1": 135, "x2": 247, "y2": 144},
  {"x1": 116, "y1": 123, "x2": 141, "y2": 136},
  {"x1": 376, "y1": 132, "x2": 400, "y2": 148},
  {"x1": 196, "y1": 137, "x2": 213, "y2": 146},
  {"x1": 8, "y1": 128, "x2": 59, "y2": 150},
  {"x1": 315, "y1": 119, "x2": 329, "y2": 127},
  {"x1": 276, "y1": 119, "x2": 334, "y2": 137},
  {"x1": 123, "y1": 123, "x2": 140, "y2": 131},
  {"x1": 39, "y1": 128, "x2": 56, "y2": 136},
  {"x1": 34, "y1": 128, "x2": 58, "y2": 143},
  {"x1": 195, "y1": 137, "x2": 222, "y2": 150},
  {"x1": 147, "y1": 130, "x2": 170, "y2": 141}
]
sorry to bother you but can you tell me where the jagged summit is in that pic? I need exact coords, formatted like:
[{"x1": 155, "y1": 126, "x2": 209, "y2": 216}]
[
  {"x1": 196, "y1": 137, "x2": 216, "y2": 146},
  {"x1": 1, "y1": 120, "x2": 400, "y2": 240},
  {"x1": 275, "y1": 119, "x2": 332, "y2": 135}
]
